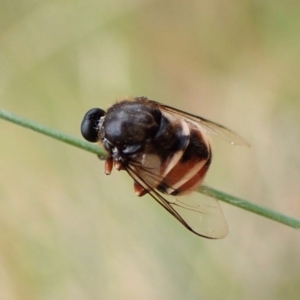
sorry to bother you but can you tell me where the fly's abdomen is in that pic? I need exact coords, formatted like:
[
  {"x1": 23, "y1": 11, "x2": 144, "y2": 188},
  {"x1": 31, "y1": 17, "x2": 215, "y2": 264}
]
[
  {"x1": 129, "y1": 114, "x2": 211, "y2": 197},
  {"x1": 157, "y1": 120, "x2": 211, "y2": 196}
]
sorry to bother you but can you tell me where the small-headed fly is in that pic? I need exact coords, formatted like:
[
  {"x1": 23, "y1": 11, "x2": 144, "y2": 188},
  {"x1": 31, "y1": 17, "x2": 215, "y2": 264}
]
[{"x1": 81, "y1": 97, "x2": 249, "y2": 238}]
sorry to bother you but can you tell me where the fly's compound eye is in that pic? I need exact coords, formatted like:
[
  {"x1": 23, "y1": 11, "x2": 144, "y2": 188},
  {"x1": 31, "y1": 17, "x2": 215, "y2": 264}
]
[{"x1": 81, "y1": 108, "x2": 106, "y2": 142}]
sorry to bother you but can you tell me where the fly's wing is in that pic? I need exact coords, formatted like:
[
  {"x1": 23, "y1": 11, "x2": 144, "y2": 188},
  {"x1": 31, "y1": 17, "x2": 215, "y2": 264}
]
[
  {"x1": 148, "y1": 100, "x2": 250, "y2": 147},
  {"x1": 125, "y1": 163, "x2": 228, "y2": 239},
  {"x1": 169, "y1": 193, "x2": 228, "y2": 238}
]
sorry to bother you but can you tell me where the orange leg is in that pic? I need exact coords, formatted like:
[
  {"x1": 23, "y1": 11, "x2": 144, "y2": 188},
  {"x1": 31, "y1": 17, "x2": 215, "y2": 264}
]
[
  {"x1": 134, "y1": 182, "x2": 148, "y2": 197},
  {"x1": 104, "y1": 157, "x2": 113, "y2": 175},
  {"x1": 114, "y1": 161, "x2": 124, "y2": 171}
]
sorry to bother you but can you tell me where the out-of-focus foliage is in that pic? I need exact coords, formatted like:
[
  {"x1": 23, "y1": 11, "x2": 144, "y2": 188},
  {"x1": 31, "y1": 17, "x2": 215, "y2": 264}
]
[{"x1": 1, "y1": 1, "x2": 300, "y2": 299}]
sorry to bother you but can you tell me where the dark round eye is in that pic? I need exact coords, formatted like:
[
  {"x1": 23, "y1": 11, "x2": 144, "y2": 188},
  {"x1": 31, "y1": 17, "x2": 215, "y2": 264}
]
[{"x1": 81, "y1": 108, "x2": 106, "y2": 142}]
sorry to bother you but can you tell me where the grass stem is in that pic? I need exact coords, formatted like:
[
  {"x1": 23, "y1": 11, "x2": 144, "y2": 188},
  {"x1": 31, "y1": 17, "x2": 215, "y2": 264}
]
[{"x1": 1, "y1": 108, "x2": 299, "y2": 229}]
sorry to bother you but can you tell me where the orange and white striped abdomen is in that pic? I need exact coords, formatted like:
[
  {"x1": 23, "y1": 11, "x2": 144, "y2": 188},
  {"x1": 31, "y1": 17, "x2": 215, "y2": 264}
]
[{"x1": 132, "y1": 112, "x2": 212, "y2": 196}]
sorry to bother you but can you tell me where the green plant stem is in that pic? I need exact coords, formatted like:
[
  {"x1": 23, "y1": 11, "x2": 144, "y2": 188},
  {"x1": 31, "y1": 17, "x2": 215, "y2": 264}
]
[
  {"x1": 0, "y1": 109, "x2": 103, "y2": 156},
  {"x1": 1, "y1": 108, "x2": 300, "y2": 229},
  {"x1": 199, "y1": 186, "x2": 300, "y2": 229}
]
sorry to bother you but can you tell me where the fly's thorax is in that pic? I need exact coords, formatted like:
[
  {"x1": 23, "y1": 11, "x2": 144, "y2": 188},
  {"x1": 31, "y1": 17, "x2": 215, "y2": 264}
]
[{"x1": 101, "y1": 100, "x2": 161, "y2": 153}]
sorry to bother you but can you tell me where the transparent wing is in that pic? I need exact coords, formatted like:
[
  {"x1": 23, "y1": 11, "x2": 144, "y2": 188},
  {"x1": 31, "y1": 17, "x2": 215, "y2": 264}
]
[
  {"x1": 125, "y1": 163, "x2": 228, "y2": 239},
  {"x1": 169, "y1": 193, "x2": 228, "y2": 239},
  {"x1": 148, "y1": 100, "x2": 250, "y2": 147}
]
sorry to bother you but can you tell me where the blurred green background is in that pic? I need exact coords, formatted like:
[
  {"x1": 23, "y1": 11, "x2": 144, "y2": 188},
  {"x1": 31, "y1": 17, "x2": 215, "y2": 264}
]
[{"x1": 1, "y1": 1, "x2": 300, "y2": 299}]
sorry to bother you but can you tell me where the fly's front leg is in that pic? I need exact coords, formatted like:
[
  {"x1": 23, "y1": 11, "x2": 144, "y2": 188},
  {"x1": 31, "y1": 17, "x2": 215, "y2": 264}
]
[{"x1": 104, "y1": 156, "x2": 113, "y2": 175}]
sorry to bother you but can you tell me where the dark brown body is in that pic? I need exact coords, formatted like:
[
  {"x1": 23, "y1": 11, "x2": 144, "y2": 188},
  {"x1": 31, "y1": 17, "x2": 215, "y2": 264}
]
[
  {"x1": 81, "y1": 96, "x2": 248, "y2": 238},
  {"x1": 99, "y1": 97, "x2": 211, "y2": 196}
]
